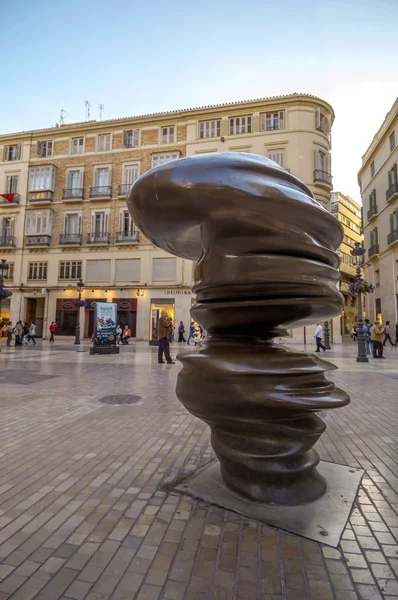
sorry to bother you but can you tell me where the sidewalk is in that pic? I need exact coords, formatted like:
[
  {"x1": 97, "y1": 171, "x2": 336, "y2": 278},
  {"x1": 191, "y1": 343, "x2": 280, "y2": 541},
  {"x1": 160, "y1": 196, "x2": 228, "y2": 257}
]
[{"x1": 0, "y1": 340, "x2": 397, "y2": 599}]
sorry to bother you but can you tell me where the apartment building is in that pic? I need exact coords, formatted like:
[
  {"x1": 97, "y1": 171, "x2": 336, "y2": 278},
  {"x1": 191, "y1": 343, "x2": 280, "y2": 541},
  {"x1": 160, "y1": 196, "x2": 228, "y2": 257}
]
[
  {"x1": 0, "y1": 93, "x2": 334, "y2": 340},
  {"x1": 331, "y1": 192, "x2": 362, "y2": 336},
  {"x1": 358, "y1": 97, "x2": 398, "y2": 324}
]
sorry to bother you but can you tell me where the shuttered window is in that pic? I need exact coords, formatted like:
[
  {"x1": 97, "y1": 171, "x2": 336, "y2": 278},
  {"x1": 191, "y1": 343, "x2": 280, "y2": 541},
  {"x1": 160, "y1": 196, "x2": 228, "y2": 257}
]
[
  {"x1": 71, "y1": 137, "x2": 84, "y2": 154},
  {"x1": 123, "y1": 130, "x2": 139, "y2": 148},
  {"x1": 268, "y1": 149, "x2": 285, "y2": 167},
  {"x1": 86, "y1": 260, "x2": 111, "y2": 282},
  {"x1": 123, "y1": 164, "x2": 139, "y2": 185},
  {"x1": 229, "y1": 116, "x2": 252, "y2": 135},
  {"x1": 97, "y1": 134, "x2": 111, "y2": 152},
  {"x1": 261, "y1": 111, "x2": 285, "y2": 131},
  {"x1": 152, "y1": 258, "x2": 177, "y2": 282},
  {"x1": 115, "y1": 259, "x2": 140, "y2": 282}
]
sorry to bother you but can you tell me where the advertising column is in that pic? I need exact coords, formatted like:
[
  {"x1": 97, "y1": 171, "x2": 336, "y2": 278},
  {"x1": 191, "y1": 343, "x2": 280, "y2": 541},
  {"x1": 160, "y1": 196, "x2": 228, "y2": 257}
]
[{"x1": 90, "y1": 301, "x2": 120, "y2": 355}]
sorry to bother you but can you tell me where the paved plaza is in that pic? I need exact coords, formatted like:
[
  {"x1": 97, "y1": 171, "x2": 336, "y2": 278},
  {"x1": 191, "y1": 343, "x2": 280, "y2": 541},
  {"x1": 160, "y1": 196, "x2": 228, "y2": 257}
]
[{"x1": 0, "y1": 338, "x2": 397, "y2": 600}]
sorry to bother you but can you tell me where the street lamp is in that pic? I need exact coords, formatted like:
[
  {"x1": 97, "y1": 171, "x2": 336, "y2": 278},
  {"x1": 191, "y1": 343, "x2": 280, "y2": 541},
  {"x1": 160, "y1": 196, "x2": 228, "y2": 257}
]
[
  {"x1": 350, "y1": 242, "x2": 368, "y2": 363},
  {"x1": 74, "y1": 278, "x2": 84, "y2": 345},
  {"x1": 0, "y1": 259, "x2": 10, "y2": 354}
]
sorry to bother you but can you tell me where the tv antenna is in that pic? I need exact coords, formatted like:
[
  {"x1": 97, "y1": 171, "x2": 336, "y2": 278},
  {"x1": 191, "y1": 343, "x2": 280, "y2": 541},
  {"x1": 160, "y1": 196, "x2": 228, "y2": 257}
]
[
  {"x1": 98, "y1": 104, "x2": 104, "y2": 121},
  {"x1": 85, "y1": 100, "x2": 91, "y2": 121},
  {"x1": 59, "y1": 109, "x2": 68, "y2": 124}
]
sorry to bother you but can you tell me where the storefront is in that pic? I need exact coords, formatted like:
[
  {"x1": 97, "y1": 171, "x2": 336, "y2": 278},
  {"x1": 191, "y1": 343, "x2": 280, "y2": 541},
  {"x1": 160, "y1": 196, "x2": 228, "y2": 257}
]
[
  {"x1": 149, "y1": 298, "x2": 175, "y2": 345},
  {"x1": 0, "y1": 298, "x2": 11, "y2": 336},
  {"x1": 55, "y1": 298, "x2": 78, "y2": 336},
  {"x1": 113, "y1": 298, "x2": 137, "y2": 337},
  {"x1": 84, "y1": 299, "x2": 107, "y2": 339}
]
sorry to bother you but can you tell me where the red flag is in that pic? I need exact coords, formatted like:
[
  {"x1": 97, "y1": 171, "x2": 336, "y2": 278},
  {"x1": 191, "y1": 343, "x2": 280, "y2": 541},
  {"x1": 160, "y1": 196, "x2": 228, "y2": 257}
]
[{"x1": 0, "y1": 193, "x2": 14, "y2": 203}]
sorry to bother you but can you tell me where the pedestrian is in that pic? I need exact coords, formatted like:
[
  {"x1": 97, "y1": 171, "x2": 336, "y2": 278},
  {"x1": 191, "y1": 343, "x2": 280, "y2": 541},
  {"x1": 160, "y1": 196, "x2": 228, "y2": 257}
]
[
  {"x1": 6, "y1": 321, "x2": 13, "y2": 347},
  {"x1": 371, "y1": 321, "x2": 384, "y2": 358},
  {"x1": 178, "y1": 321, "x2": 186, "y2": 343},
  {"x1": 383, "y1": 320, "x2": 394, "y2": 347},
  {"x1": 158, "y1": 310, "x2": 174, "y2": 364},
  {"x1": 28, "y1": 321, "x2": 36, "y2": 345},
  {"x1": 314, "y1": 322, "x2": 326, "y2": 352},
  {"x1": 395, "y1": 321, "x2": 398, "y2": 347},
  {"x1": 169, "y1": 319, "x2": 175, "y2": 342},
  {"x1": 49, "y1": 321, "x2": 57, "y2": 342},
  {"x1": 364, "y1": 319, "x2": 373, "y2": 355},
  {"x1": 116, "y1": 324, "x2": 123, "y2": 345},
  {"x1": 351, "y1": 324, "x2": 358, "y2": 342},
  {"x1": 187, "y1": 322, "x2": 195, "y2": 345},
  {"x1": 122, "y1": 325, "x2": 131, "y2": 344},
  {"x1": 14, "y1": 320, "x2": 23, "y2": 346}
]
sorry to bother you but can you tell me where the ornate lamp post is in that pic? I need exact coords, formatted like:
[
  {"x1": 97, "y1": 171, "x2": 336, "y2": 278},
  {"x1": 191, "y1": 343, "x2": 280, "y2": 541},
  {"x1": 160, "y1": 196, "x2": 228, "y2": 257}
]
[
  {"x1": 74, "y1": 279, "x2": 84, "y2": 345},
  {"x1": 0, "y1": 259, "x2": 10, "y2": 353},
  {"x1": 350, "y1": 242, "x2": 368, "y2": 363},
  {"x1": 323, "y1": 320, "x2": 331, "y2": 349}
]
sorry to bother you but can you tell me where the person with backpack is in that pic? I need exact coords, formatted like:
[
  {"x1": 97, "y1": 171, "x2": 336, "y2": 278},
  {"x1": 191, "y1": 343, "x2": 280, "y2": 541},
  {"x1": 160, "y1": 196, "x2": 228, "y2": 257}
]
[
  {"x1": 364, "y1": 319, "x2": 373, "y2": 355},
  {"x1": 383, "y1": 321, "x2": 394, "y2": 347}
]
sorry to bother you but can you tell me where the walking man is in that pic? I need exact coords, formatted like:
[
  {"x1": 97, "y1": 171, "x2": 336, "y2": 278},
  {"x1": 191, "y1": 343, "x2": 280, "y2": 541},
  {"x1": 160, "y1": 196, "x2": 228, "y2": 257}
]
[
  {"x1": 28, "y1": 321, "x2": 36, "y2": 345},
  {"x1": 383, "y1": 321, "x2": 394, "y2": 347},
  {"x1": 6, "y1": 322, "x2": 13, "y2": 347},
  {"x1": 314, "y1": 322, "x2": 326, "y2": 352},
  {"x1": 371, "y1": 321, "x2": 384, "y2": 358},
  {"x1": 364, "y1": 319, "x2": 373, "y2": 355},
  {"x1": 178, "y1": 321, "x2": 186, "y2": 343},
  {"x1": 158, "y1": 310, "x2": 175, "y2": 364}
]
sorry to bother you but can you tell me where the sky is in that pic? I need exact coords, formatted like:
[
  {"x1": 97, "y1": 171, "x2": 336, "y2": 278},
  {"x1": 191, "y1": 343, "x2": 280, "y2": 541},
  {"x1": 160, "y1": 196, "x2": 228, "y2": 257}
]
[{"x1": 1, "y1": 0, "x2": 397, "y2": 202}]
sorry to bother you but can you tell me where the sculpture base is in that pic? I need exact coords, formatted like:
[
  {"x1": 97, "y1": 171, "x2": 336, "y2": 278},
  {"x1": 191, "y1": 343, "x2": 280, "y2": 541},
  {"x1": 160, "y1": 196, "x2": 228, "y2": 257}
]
[{"x1": 171, "y1": 460, "x2": 363, "y2": 547}]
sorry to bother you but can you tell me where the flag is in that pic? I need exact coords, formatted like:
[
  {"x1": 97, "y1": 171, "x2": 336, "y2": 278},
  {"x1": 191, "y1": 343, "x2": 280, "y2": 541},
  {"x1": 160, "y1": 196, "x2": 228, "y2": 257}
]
[{"x1": 0, "y1": 193, "x2": 15, "y2": 203}]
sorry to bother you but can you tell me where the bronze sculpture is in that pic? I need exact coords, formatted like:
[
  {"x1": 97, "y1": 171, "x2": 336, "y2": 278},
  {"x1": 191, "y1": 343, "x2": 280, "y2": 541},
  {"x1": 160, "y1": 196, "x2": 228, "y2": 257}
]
[{"x1": 127, "y1": 153, "x2": 350, "y2": 506}]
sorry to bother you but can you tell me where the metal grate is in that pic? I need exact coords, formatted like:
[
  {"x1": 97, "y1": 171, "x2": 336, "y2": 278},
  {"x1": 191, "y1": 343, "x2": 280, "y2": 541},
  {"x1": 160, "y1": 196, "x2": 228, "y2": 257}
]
[{"x1": 99, "y1": 395, "x2": 142, "y2": 405}]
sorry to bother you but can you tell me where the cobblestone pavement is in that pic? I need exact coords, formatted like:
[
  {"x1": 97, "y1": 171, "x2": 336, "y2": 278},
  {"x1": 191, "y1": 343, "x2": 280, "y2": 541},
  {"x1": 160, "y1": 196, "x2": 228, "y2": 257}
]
[{"x1": 0, "y1": 337, "x2": 397, "y2": 600}]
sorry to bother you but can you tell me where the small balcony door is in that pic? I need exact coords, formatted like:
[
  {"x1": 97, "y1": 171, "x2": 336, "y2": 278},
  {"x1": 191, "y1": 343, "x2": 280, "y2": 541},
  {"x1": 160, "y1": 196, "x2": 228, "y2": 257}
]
[
  {"x1": 6, "y1": 175, "x2": 18, "y2": 193},
  {"x1": 119, "y1": 210, "x2": 136, "y2": 236},
  {"x1": 95, "y1": 168, "x2": 110, "y2": 187},
  {"x1": 92, "y1": 211, "x2": 109, "y2": 235},
  {"x1": 64, "y1": 213, "x2": 81, "y2": 235},
  {"x1": 67, "y1": 170, "x2": 82, "y2": 190},
  {"x1": 2, "y1": 217, "x2": 14, "y2": 239}
]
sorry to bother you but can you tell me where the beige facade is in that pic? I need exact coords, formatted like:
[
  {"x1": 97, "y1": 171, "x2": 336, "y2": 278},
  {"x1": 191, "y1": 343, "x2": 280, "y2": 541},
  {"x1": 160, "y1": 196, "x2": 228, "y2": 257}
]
[
  {"x1": 330, "y1": 192, "x2": 362, "y2": 336},
  {"x1": 358, "y1": 97, "x2": 398, "y2": 325},
  {"x1": 0, "y1": 94, "x2": 334, "y2": 340}
]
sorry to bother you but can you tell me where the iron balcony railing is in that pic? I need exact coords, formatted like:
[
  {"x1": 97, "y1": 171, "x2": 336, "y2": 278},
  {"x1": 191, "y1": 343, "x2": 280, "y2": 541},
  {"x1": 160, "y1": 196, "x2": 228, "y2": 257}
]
[
  {"x1": 118, "y1": 183, "x2": 132, "y2": 196},
  {"x1": 368, "y1": 244, "x2": 379, "y2": 258},
  {"x1": 25, "y1": 234, "x2": 51, "y2": 246},
  {"x1": 313, "y1": 170, "x2": 333, "y2": 186},
  {"x1": 59, "y1": 233, "x2": 82, "y2": 245},
  {"x1": 89, "y1": 186, "x2": 112, "y2": 198},
  {"x1": 386, "y1": 181, "x2": 398, "y2": 202},
  {"x1": 0, "y1": 236, "x2": 16, "y2": 247},
  {"x1": 87, "y1": 232, "x2": 110, "y2": 244},
  {"x1": 387, "y1": 229, "x2": 398, "y2": 245},
  {"x1": 367, "y1": 204, "x2": 378, "y2": 220},
  {"x1": 63, "y1": 188, "x2": 84, "y2": 200},
  {"x1": 29, "y1": 190, "x2": 53, "y2": 203},
  {"x1": 116, "y1": 230, "x2": 140, "y2": 243}
]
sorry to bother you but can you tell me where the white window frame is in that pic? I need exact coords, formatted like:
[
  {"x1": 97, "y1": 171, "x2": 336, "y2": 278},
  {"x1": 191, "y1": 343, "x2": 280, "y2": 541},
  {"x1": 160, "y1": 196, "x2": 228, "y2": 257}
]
[
  {"x1": 4, "y1": 261, "x2": 14, "y2": 281},
  {"x1": 36, "y1": 140, "x2": 53, "y2": 158},
  {"x1": 25, "y1": 210, "x2": 52, "y2": 235},
  {"x1": 1, "y1": 216, "x2": 15, "y2": 238},
  {"x1": 6, "y1": 174, "x2": 18, "y2": 193},
  {"x1": 70, "y1": 137, "x2": 85, "y2": 155},
  {"x1": 315, "y1": 108, "x2": 331, "y2": 135},
  {"x1": 28, "y1": 262, "x2": 48, "y2": 281},
  {"x1": 65, "y1": 167, "x2": 84, "y2": 190},
  {"x1": 260, "y1": 111, "x2": 285, "y2": 131},
  {"x1": 93, "y1": 165, "x2": 111, "y2": 187},
  {"x1": 96, "y1": 133, "x2": 111, "y2": 152},
  {"x1": 151, "y1": 152, "x2": 180, "y2": 169},
  {"x1": 59, "y1": 260, "x2": 83, "y2": 280},
  {"x1": 119, "y1": 208, "x2": 137, "y2": 235},
  {"x1": 3, "y1": 144, "x2": 21, "y2": 161},
  {"x1": 63, "y1": 210, "x2": 82, "y2": 235},
  {"x1": 28, "y1": 166, "x2": 56, "y2": 191},
  {"x1": 91, "y1": 209, "x2": 110, "y2": 234},
  {"x1": 123, "y1": 129, "x2": 140, "y2": 148},
  {"x1": 229, "y1": 116, "x2": 252, "y2": 135},
  {"x1": 315, "y1": 148, "x2": 331, "y2": 174},
  {"x1": 160, "y1": 125, "x2": 175, "y2": 144},
  {"x1": 122, "y1": 163, "x2": 139, "y2": 186},
  {"x1": 267, "y1": 149, "x2": 285, "y2": 168},
  {"x1": 198, "y1": 120, "x2": 221, "y2": 139}
]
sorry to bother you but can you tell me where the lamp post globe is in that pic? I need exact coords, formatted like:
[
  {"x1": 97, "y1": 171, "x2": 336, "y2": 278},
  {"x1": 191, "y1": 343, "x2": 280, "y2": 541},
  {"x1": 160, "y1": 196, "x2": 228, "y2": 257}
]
[
  {"x1": 74, "y1": 279, "x2": 85, "y2": 345},
  {"x1": 350, "y1": 243, "x2": 368, "y2": 363}
]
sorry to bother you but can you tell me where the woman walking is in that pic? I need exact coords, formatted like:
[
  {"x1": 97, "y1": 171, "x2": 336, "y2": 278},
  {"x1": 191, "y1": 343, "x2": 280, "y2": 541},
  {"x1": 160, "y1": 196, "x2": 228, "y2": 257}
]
[
  {"x1": 178, "y1": 321, "x2": 186, "y2": 343},
  {"x1": 49, "y1": 321, "x2": 57, "y2": 342},
  {"x1": 383, "y1": 321, "x2": 394, "y2": 347}
]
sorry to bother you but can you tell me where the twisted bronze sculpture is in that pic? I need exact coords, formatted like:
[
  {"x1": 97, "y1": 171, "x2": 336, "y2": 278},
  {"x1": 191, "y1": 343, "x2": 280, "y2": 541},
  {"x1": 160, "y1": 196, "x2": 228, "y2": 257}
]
[{"x1": 127, "y1": 153, "x2": 349, "y2": 506}]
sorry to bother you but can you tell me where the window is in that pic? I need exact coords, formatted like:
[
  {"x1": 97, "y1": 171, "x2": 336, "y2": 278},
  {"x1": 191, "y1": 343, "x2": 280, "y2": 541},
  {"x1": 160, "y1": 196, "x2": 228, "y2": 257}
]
[
  {"x1": 152, "y1": 258, "x2": 177, "y2": 282},
  {"x1": 260, "y1": 111, "x2": 285, "y2": 131},
  {"x1": 229, "y1": 116, "x2": 252, "y2": 135},
  {"x1": 59, "y1": 261, "x2": 82, "y2": 280},
  {"x1": 160, "y1": 126, "x2": 175, "y2": 144},
  {"x1": 28, "y1": 262, "x2": 47, "y2": 280},
  {"x1": 26, "y1": 210, "x2": 52, "y2": 235},
  {"x1": 369, "y1": 189, "x2": 377, "y2": 208},
  {"x1": 123, "y1": 129, "x2": 139, "y2": 148},
  {"x1": 29, "y1": 166, "x2": 55, "y2": 190},
  {"x1": 64, "y1": 212, "x2": 82, "y2": 234},
  {"x1": 123, "y1": 164, "x2": 139, "y2": 186},
  {"x1": 370, "y1": 161, "x2": 375, "y2": 178},
  {"x1": 390, "y1": 209, "x2": 398, "y2": 233},
  {"x1": 390, "y1": 132, "x2": 396, "y2": 153},
  {"x1": 36, "y1": 140, "x2": 53, "y2": 158},
  {"x1": 199, "y1": 120, "x2": 221, "y2": 139},
  {"x1": 375, "y1": 298, "x2": 381, "y2": 320},
  {"x1": 71, "y1": 137, "x2": 84, "y2": 155},
  {"x1": 151, "y1": 152, "x2": 180, "y2": 169},
  {"x1": 6, "y1": 175, "x2": 18, "y2": 193},
  {"x1": 4, "y1": 262, "x2": 14, "y2": 281},
  {"x1": 115, "y1": 259, "x2": 140, "y2": 282},
  {"x1": 94, "y1": 167, "x2": 110, "y2": 187},
  {"x1": 388, "y1": 164, "x2": 397, "y2": 187},
  {"x1": 1, "y1": 217, "x2": 15, "y2": 239},
  {"x1": 66, "y1": 169, "x2": 83, "y2": 189},
  {"x1": 315, "y1": 108, "x2": 331, "y2": 134},
  {"x1": 91, "y1": 210, "x2": 109, "y2": 234},
  {"x1": 119, "y1": 209, "x2": 137, "y2": 235},
  {"x1": 370, "y1": 227, "x2": 378, "y2": 248},
  {"x1": 3, "y1": 144, "x2": 21, "y2": 161},
  {"x1": 339, "y1": 252, "x2": 353, "y2": 265},
  {"x1": 97, "y1": 134, "x2": 111, "y2": 152},
  {"x1": 315, "y1": 149, "x2": 331, "y2": 174},
  {"x1": 267, "y1": 149, "x2": 285, "y2": 167},
  {"x1": 86, "y1": 259, "x2": 111, "y2": 282}
]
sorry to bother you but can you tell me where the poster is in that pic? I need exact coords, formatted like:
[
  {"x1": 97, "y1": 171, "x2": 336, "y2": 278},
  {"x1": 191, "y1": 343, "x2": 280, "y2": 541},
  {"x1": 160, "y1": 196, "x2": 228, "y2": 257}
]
[
  {"x1": 94, "y1": 302, "x2": 117, "y2": 347},
  {"x1": 151, "y1": 309, "x2": 159, "y2": 343}
]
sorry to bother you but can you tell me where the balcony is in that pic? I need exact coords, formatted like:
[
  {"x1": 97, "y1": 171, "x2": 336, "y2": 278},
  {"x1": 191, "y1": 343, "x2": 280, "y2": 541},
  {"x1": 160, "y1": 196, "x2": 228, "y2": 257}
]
[
  {"x1": 0, "y1": 193, "x2": 20, "y2": 205},
  {"x1": 26, "y1": 234, "x2": 51, "y2": 247},
  {"x1": 387, "y1": 229, "x2": 398, "y2": 246},
  {"x1": 386, "y1": 181, "x2": 398, "y2": 203},
  {"x1": 89, "y1": 186, "x2": 112, "y2": 199},
  {"x1": 118, "y1": 184, "x2": 132, "y2": 197},
  {"x1": 63, "y1": 188, "x2": 84, "y2": 201},
  {"x1": 29, "y1": 190, "x2": 53, "y2": 204},
  {"x1": 313, "y1": 170, "x2": 333, "y2": 188},
  {"x1": 59, "y1": 233, "x2": 82, "y2": 245},
  {"x1": 0, "y1": 236, "x2": 16, "y2": 247},
  {"x1": 116, "y1": 230, "x2": 140, "y2": 243},
  {"x1": 367, "y1": 204, "x2": 378, "y2": 221},
  {"x1": 87, "y1": 232, "x2": 110, "y2": 245},
  {"x1": 368, "y1": 244, "x2": 379, "y2": 259}
]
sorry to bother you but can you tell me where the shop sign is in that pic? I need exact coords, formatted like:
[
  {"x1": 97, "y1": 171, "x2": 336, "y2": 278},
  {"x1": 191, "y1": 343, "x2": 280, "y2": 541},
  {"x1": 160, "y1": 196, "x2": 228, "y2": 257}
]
[
  {"x1": 93, "y1": 302, "x2": 117, "y2": 347},
  {"x1": 85, "y1": 298, "x2": 106, "y2": 310},
  {"x1": 112, "y1": 298, "x2": 138, "y2": 311},
  {"x1": 164, "y1": 290, "x2": 192, "y2": 295},
  {"x1": 56, "y1": 298, "x2": 77, "y2": 311}
]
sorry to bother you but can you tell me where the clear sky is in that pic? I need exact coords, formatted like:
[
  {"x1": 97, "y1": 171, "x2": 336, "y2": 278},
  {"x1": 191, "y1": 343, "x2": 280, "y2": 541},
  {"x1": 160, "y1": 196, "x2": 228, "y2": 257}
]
[{"x1": 1, "y1": 0, "x2": 397, "y2": 201}]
